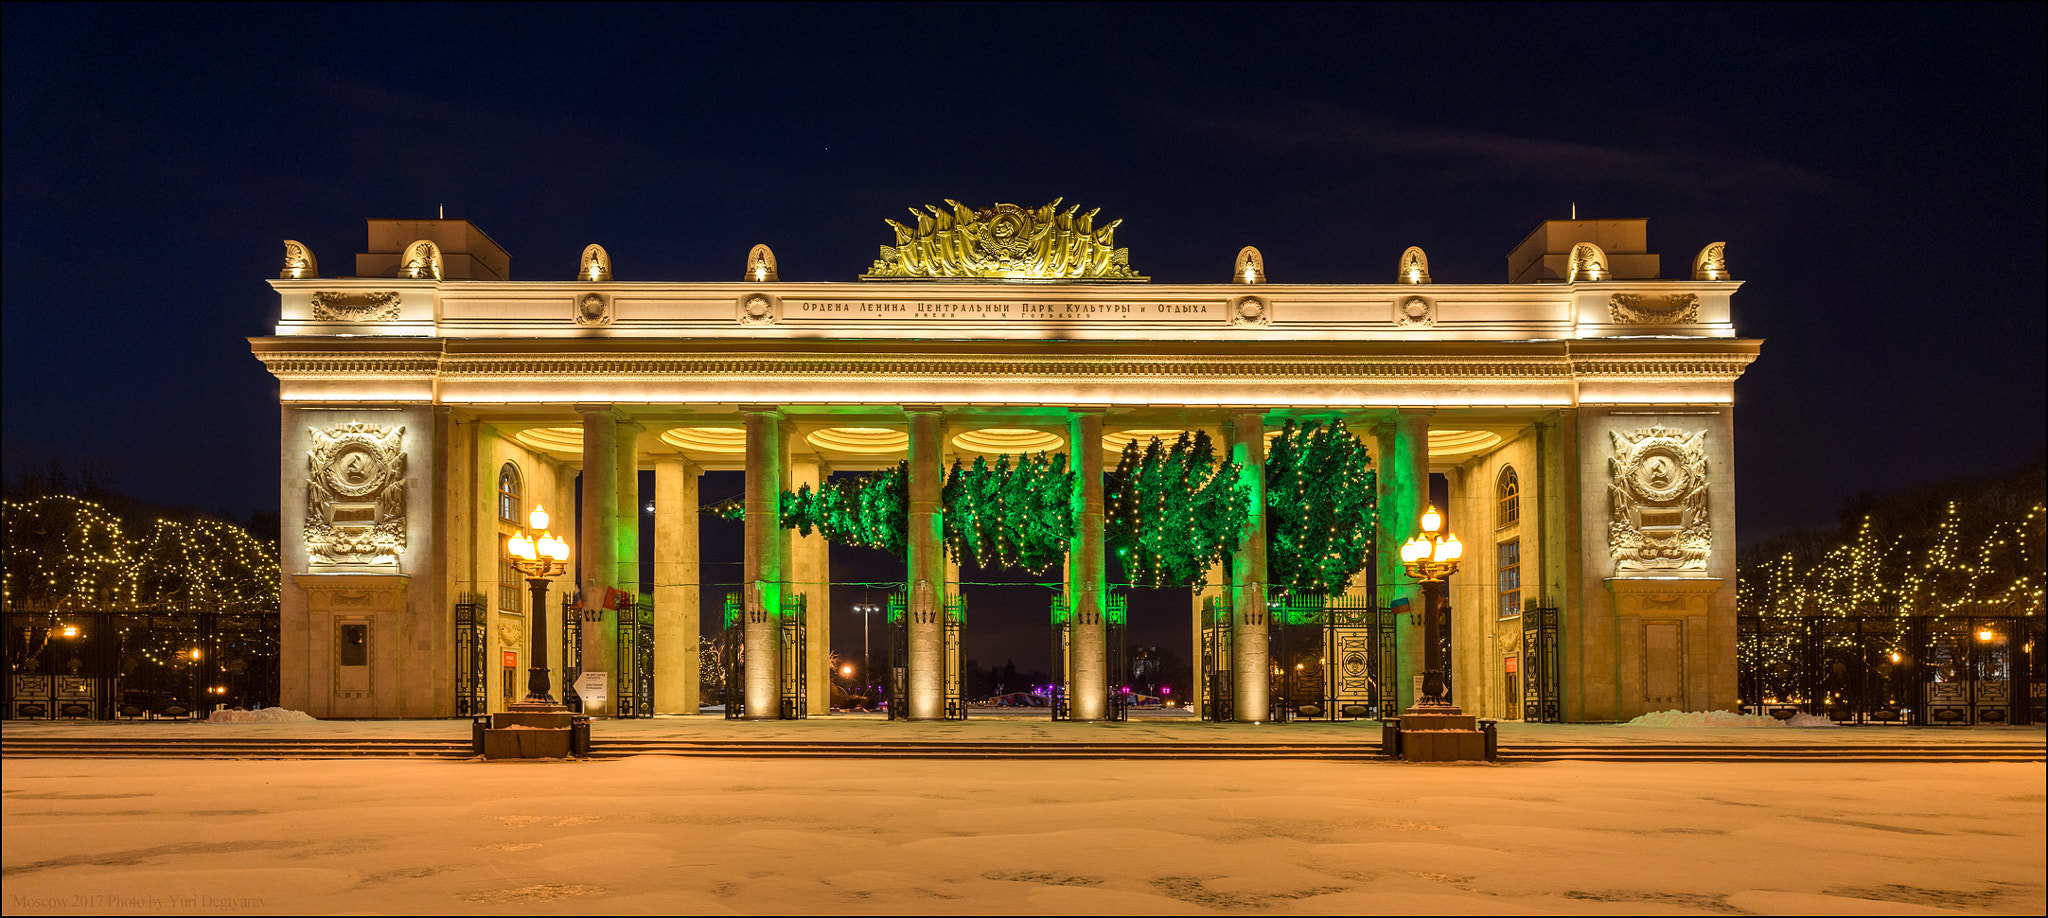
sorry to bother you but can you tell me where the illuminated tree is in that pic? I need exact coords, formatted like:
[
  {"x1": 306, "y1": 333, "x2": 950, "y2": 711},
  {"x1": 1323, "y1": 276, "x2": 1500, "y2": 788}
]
[{"x1": 1105, "y1": 432, "x2": 1247, "y2": 587}]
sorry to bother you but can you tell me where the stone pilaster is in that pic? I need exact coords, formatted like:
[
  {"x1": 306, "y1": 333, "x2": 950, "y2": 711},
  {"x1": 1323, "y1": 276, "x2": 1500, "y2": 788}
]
[
  {"x1": 1067, "y1": 410, "x2": 1108, "y2": 721},
  {"x1": 1227, "y1": 412, "x2": 1270, "y2": 722},
  {"x1": 576, "y1": 405, "x2": 618, "y2": 717},
  {"x1": 653, "y1": 456, "x2": 700, "y2": 714},
  {"x1": 742, "y1": 407, "x2": 786, "y2": 720},
  {"x1": 905, "y1": 408, "x2": 947, "y2": 720}
]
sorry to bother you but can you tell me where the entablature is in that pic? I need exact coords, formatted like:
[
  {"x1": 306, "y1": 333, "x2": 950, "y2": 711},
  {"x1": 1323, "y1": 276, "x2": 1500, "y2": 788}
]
[{"x1": 267, "y1": 278, "x2": 1742, "y2": 342}]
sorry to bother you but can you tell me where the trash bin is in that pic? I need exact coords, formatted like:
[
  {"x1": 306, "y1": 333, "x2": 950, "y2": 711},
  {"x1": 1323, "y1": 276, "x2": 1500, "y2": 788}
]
[
  {"x1": 570, "y1": 716, "x2": 592, "y2": 757},
  {"x1": 1381, "y1": 717, "x2": 1402, "y2": 758},
  {"x1": 471, "y1": 714, "x2": 490, "y2": 756},
  {"x1": 1478, "y1": 719, "x2": 1499, "y2": 761}
]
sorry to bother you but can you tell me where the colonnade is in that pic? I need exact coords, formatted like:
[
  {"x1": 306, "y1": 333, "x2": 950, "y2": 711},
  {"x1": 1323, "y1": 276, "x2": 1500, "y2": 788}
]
[{"x1": 563, "y1": 405, "x2": 1440, "y2": 722}]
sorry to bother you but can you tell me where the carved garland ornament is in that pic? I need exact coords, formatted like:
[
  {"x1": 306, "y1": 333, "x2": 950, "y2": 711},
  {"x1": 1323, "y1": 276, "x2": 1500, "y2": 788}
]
[
  {"x1": 1393, "y1": 295, "x2": 1436, "y2": 328},
  {"x1": 574, "y1": 292, "x2": 612, "y2": 327},
  {"x1": 306, "y1": 422, "x2": 407, "y2": 566},
  {"x1": 1608, "y1": 426, "x2": 1710, "y2": 573},
  {"x1": 864, "y1": 198, "x2": 1147, "y2": 280},
  {"x1": 309, "y1": 291, "x2": 402, "y2": 322},
  {"x1": 1609, "y1": 293, "x2": 1700, "y2": 325},
  {"x1": 1228, "y1": 295, "x2": 1270, "y2": 327}
]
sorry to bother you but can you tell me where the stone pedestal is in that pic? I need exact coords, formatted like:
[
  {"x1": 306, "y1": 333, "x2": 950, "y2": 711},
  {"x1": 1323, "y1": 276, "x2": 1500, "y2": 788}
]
[
  {"x1": 1398, "y1": 706, "x2": 1485, "y2": 762},
  {"x1": 483, "y1": 705, "x2": 572, "y2": 759}
]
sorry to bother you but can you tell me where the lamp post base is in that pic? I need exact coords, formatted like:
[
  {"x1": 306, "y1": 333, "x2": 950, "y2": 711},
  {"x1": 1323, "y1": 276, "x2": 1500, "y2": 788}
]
[{"x1": 1396, "y1": 704, "x2": 1486, "y2": 762}]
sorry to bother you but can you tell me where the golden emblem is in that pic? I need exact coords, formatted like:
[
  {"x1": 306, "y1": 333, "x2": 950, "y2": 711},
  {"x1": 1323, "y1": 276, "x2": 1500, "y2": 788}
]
[{"x1": 862, "y1": 199, "x2": 1147, "y2": 281}]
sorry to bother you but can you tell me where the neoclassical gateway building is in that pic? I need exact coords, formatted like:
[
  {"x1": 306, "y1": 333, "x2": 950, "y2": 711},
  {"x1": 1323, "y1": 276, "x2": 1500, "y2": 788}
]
[{"x1": 250, "y1": 206, "x2": 1756, "y2": 723}]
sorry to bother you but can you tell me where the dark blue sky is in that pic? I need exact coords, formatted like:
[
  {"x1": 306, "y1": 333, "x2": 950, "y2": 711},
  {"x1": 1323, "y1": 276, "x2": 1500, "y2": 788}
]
[{"x1": 5, "y1": 3, "x2": 2043, "y2": 543}]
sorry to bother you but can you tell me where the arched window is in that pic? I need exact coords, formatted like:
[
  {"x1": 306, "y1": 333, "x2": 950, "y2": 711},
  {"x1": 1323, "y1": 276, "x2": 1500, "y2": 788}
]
[
  {"x1": 1497, "y1": 466, "x2": 1520, "y2": 527},
  {"x1": 497, "y1": 462, "x2": 521, "y2": 523}
]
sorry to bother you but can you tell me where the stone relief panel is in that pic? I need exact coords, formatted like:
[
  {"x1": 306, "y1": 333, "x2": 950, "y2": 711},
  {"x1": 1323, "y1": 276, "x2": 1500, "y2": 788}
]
[
  {"x1": 1609, "y1": 293, "x2": 1700, "y2": 325},
  {"x1": 309, "y1": 291, "x2": 401, "y2": 322},
  {"x1": 1608, "y1": 426, "x2": 1710, "y2": 573},
  {"x1": 306, "y1": 422, "x2": 407, "y2": 566}
]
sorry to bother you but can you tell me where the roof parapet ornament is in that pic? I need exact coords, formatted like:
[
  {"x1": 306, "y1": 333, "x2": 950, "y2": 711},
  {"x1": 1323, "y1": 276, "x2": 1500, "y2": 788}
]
[
  {"x1": 1234, "y1": 246, "x2": 1265, "y2": 284},
  {"x1": 1692, "y1": 242, "x2": 1729, "y2": 281},
  {"x1": 747, "y1": 244, "x2": 778, "y2": 282},
  {"x1": 281, "y1": 240, "x2": 318, "y2": 279},
  {"x1": 580, "y1": 244, "x2": 612, "y2": 282},
  {"x1": 1398, "y1": 246, "x2": 1431, "y2": 284},
  {"x1": 862, "y1": 199, "x2": 1147, "y2": 281},
  {"x1": 1566, "y1": 242, "x2": 1609, "y2": 283},
  {"x1": 1400, "y1": 245, "x2": 1433, "y2": 284},
  {"x1": 397, "y1": 240, "x2": 443, "y2": 280}
]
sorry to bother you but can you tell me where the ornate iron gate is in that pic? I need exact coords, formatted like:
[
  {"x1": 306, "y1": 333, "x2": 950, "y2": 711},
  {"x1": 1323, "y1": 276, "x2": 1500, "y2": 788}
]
[
  {"x1": 1106, "y1": 595, "x2": 1128, "y2": 722},
  {"x1": 886, "y1": 592, "x2": 908, "y2": 720},
  {"x1": 615, "y1": 598, "x2": 654, "y2": 718},
  {"x1": 1521, "y1": 600, "x2": 1561, "y2": 722},
  {"x1": 1739, "y1": 612, "x2": 2038, "y2": 726},
  {"x1": 779, "y1": 594, "x2": 807, "y2": 719},
  {"x1": 882, "y1": 590, "x2": 963, "y2": 720},
  {"x1": 1199, "y1": 595, "x2": 1233, "y2": 722},
  {"x1": 1049, "y1": 595, "x2": 1070, "y2": 720},
  {"x1": 1269, "y1": 595, "x2": 1390, "y2": 721},
  {"x1": 943, "y1": 593, "x2": 965, "y2": 720},
  {"x1": 721, "y1": 593, "x2": 744, "y2": 719},
  {"x1": 454, "y1": 593, "x2": 487, "y2": 715},
  {"x1": 6, "y1": 607, "x2": 279, "y2": 721},
  {"x1": 560, "y1": 595, "x2": 583, "y2": 711}
]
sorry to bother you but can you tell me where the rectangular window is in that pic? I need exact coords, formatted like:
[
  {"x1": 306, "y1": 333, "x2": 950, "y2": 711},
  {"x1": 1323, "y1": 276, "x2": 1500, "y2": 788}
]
[
  {"x1": 1498, "y1": 539, "x2": 1522, "y2": 619},
  {"x1": 498, "y1": 536, "x2": 523, "y2": 614},
  {"x1": 339, "y1": 624, "x2": 368, "y2": 667}
]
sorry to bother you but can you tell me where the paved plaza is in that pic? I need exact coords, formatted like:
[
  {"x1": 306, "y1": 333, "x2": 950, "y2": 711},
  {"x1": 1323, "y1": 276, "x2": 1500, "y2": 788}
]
[{"x1": 4, "y1": 719, "x2": 2042, "y2": 915}]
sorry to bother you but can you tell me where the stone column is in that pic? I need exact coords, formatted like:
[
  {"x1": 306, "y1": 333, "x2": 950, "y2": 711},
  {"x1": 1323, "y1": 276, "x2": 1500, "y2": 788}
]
[
  {"x1": 1374, "y1": 409, "x2": 1432, "y2": 711},
  {"x1": 905, "y1": 408, "x2": 947, "y2": 720},
  {"x1": 576, "y1": 406, "x2": 619, "y2": 717},
  {"x1": 616, "y1": 421, "x2": 643, "y2": 597},
  {"x1": 1065, "y1": 411, "x2": 1109, "y2": 721},
  {"x1": 1227, "y1": 412, "x2": 1270, "y2": 722},
  {"x1": 653, "y1": 456, "x2": 700, "y2": 714},
  {"x1": 742, "y1": 407, "x2": 786, "y2": 720},
  {"x1": 788, "y1": 452, "x2": 832, "y2": 714}
]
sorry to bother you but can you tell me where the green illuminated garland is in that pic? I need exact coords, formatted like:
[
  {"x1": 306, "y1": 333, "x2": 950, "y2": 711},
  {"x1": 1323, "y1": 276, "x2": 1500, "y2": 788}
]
[
  {"x1": 1105, "y1": 431, "x2": 1249, "y2": 588},
  {"x1": 1264, "y1": 419, "x2": 1378, "y2": 596},
  {"x1": 782, "y1": 462, "x2": 911, "y2": 556},
  {"x1": 942, "y1": 452, "x2": 1076, "y2": 573}
]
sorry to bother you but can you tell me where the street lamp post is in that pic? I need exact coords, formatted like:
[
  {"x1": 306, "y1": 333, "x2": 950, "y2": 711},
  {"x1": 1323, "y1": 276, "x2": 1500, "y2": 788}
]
[
  {"x1": 1399, "y1": 504, "x2": 1464, "y2": 707},
  {"x1": 505, "y1": 504, "x2": 571, "y2": 707}
]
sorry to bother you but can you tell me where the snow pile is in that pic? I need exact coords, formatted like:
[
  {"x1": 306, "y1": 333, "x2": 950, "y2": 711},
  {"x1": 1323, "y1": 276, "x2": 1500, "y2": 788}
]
[
  {"x1": 206, "y1": 707, "x2": 317, "y2": 724},
  {"x1": 1781, "y1": 712, "x2": 1838, "y2": 727},
  {"x1": 1624, "y1": 710, "x2": 1786, "y2": 728}
]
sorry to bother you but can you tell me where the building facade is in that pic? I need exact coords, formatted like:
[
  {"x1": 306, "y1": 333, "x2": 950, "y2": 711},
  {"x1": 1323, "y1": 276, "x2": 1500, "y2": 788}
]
[{"x1": 250, "y1": 208, "x2": 1757, "y2": 722}]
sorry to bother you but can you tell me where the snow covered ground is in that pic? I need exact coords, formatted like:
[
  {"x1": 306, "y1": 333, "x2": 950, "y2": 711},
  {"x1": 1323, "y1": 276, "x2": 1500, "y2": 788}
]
[
  {"x1": 4, "y1": 755, "x2": 2041, "y2": 915},
  {"x1": 6, "y1": 714, "x2": 2044, "y2": 748}
]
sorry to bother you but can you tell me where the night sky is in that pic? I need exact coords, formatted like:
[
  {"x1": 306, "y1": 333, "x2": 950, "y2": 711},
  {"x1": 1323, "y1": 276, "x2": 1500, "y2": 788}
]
[{"x1": 5, "y1": 6, "x2": 2042, "y2": 675}]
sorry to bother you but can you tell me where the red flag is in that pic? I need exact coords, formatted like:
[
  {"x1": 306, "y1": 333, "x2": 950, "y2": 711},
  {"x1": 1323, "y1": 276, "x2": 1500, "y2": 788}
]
[{"x1": 605, "y1": 587, "x2": 630, "y2": 610}]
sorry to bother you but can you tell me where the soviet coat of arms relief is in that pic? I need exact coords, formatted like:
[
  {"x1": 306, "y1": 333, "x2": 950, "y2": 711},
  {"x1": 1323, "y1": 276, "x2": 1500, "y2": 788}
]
[
  {"x1": 306, "y1": 422, "x2": 407, "y2": 566},
  {"x1": 1608, "y1": 427, "x2": 1711, "y2": 574}
]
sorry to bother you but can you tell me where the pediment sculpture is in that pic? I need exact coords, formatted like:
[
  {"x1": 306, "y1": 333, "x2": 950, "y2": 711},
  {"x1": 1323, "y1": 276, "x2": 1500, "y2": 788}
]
[{"x1": 863, "y1": 199, "x2": 1147, "y2": 281}]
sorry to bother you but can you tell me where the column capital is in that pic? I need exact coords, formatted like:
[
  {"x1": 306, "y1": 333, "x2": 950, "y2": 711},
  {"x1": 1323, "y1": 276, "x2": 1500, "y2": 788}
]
[
  {"x1": 902, "y1": 404, "x2": 945, "y2": 417},
  {"x1": 738, "y1": 404, "x2": 784, "y2": 418},
  {"x1": 574, "y1": 404, "x2": 619, "y2": 420}
]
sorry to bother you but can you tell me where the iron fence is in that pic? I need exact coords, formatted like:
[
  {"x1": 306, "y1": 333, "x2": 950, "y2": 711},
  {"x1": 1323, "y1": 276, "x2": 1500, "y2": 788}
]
[{"x1": 1739, "y1": 612, "x2": 2043, "y2": 725}]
